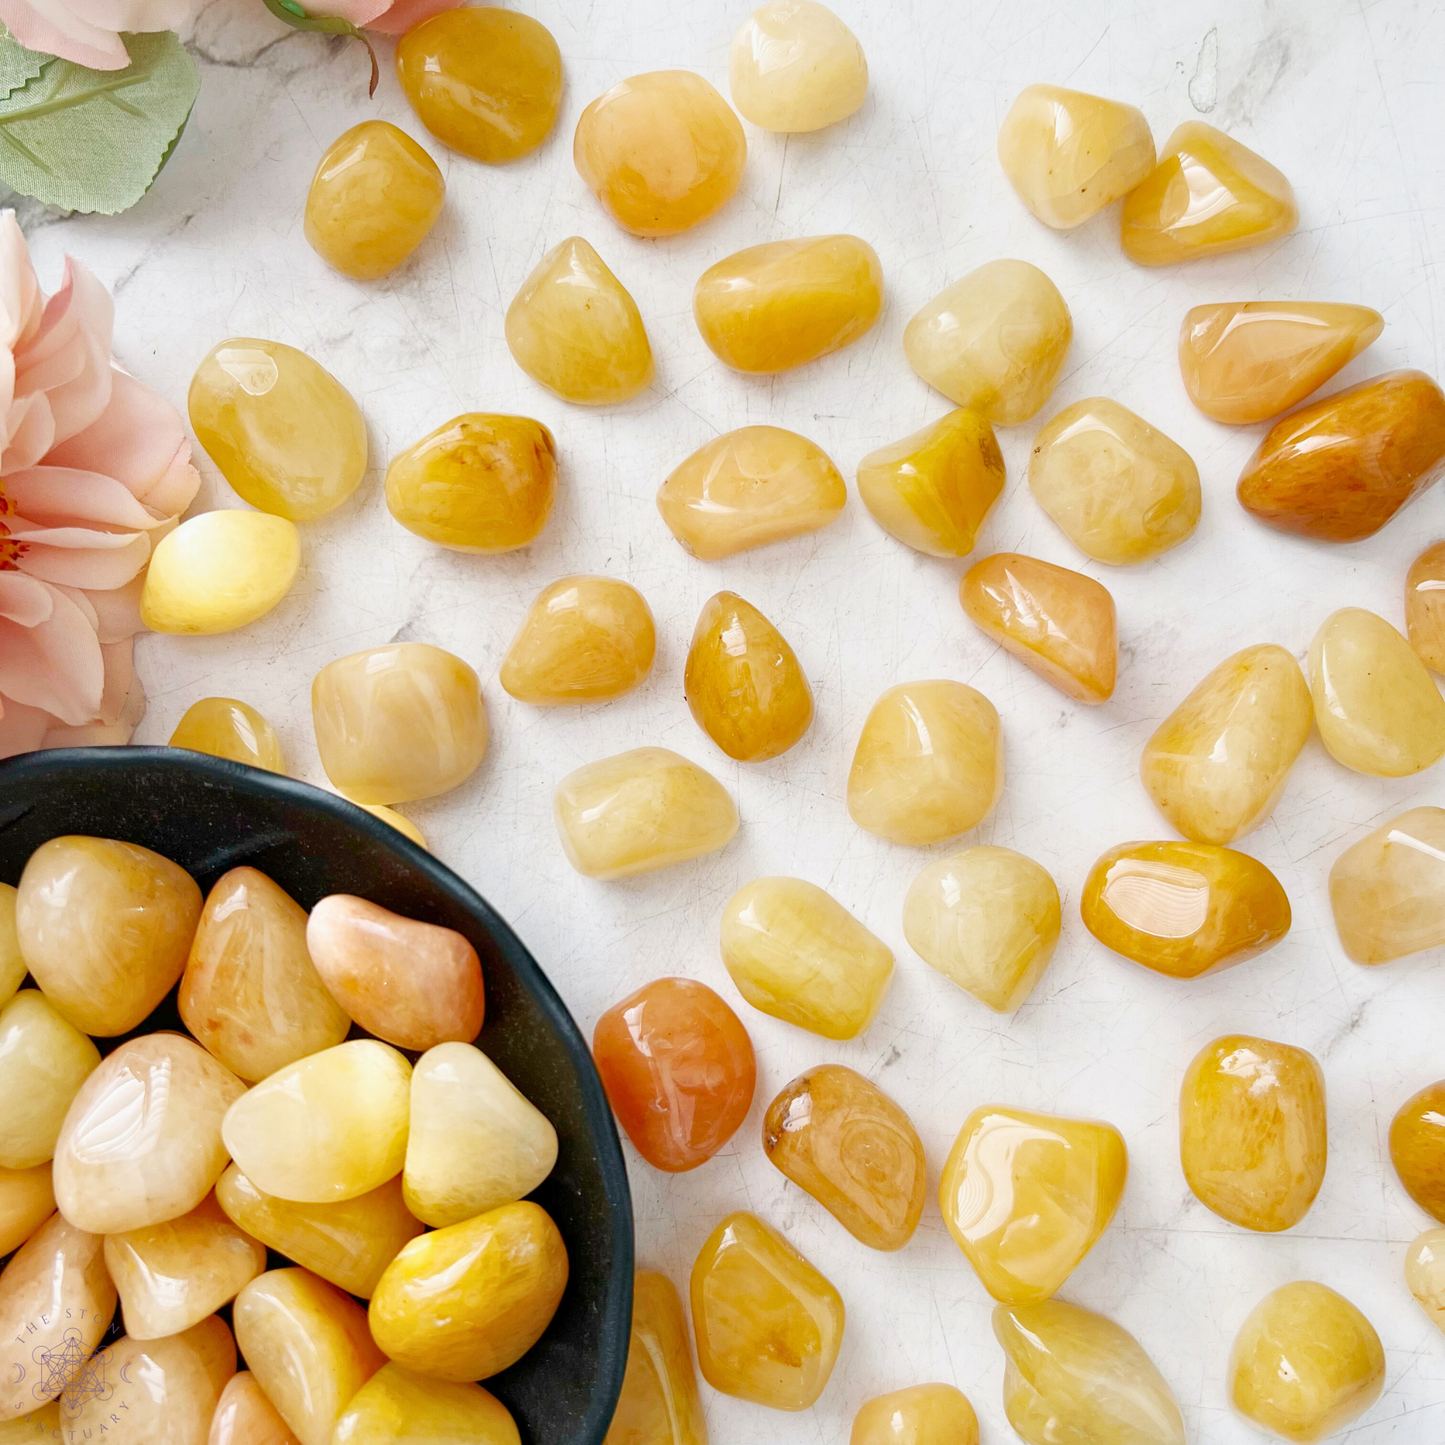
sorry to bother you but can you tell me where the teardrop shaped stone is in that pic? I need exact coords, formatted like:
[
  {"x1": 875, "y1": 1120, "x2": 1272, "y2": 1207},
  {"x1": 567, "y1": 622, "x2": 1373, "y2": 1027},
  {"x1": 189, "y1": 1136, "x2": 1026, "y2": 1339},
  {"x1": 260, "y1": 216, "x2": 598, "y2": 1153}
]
[
  {"x1": 0, "y1": 1163, "x2": 53, "y2": 1256},
  {"x1": 170, "y1": 697, "x2": 286, "y2": 773},
  {"x1": 604, "y1": 1272, "x2": 707, "y2": 1445},
  {"x1": 1329, "y1": 806, "x2": 1445, "y2": 965},
  {"x1": 334, "y1": 1364, "x2": 521, "y2": 1445},
  {"x1": 209, "y1": 1371, "x2": 302, "y2": 1445},
  {"x1": 0, "y1": 990, "x2": 100, "y2": 1169}
]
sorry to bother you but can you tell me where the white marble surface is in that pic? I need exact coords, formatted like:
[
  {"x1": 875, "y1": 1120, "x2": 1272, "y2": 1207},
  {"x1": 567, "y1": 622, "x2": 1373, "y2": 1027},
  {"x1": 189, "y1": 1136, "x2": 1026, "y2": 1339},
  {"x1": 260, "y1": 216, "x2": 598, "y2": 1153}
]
[{"x1": 25, "y1": 0, "x2": 1445, "y2": 1437}]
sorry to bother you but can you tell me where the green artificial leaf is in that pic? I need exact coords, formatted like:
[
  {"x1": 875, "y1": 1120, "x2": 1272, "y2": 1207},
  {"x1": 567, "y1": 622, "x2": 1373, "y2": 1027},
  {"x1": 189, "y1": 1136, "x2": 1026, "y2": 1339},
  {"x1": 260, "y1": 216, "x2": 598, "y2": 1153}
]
[
  {"x1": 0, "y1": 28, "x2": 52, "y2": 102},
  {"x1": 259, "y1": 0, "x2": 378, "y2": 95},
  {"x1": 0, "y1": 31, "x2": 199, "y2": 215}
]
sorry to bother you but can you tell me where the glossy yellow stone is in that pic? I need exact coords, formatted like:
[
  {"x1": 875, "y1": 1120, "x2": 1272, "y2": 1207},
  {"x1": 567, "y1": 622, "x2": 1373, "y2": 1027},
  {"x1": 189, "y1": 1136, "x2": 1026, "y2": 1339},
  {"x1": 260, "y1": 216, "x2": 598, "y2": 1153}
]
[
  {"x1": 0, "y1": 990, "x2": 99, "y2": 1169},
  {"x1": 657, "y1": 426, "x2": 846, "y2": 559},
  {"x1": 216, "y1": 1166, "x2": 423, "y2": 1299},
  {"x1": 903, "y1": 846, "x2": 1061, "y2": 1011},
  {"x1": 685, "y1": 592, "x2": 813, "y2": 761},
  {"x1": 1310, "y1": 607, "x2": 1445, "y2": 776},
  {"x1": 554, "y1": 747, "x2": 738, "y2": 879},
  {"x1": 940, "y1": 1105, "x2": 1126, "y2": 1303},
  {"x1": 852, "y1": 1385, "x2": 979, "y2": 1445},
  {"x1": 847, "y1": 680, "x2": 1003, "y2": 846},
  {"x1": 693, "y1": 236, "x2": 883, "y2": 373},
  {"x1": 385, "y1": 414, "x2": 557, "y2": 554},
  {"x1": 0, "y1": 1164, "x2": 53, "y2": 1256},
  {"x1": 304, "y1": 121, "x2": 444, "y2": 281},
  {"x1": 720, "y1": 877, "x2": 893, "y2": 1040},
  {"x1": 1122, "y1": 121, "x2": 1298, "y2": 266},
  {"x1": 996, "y1": 84, "x2": 1154, "y2": 229},
  {"x1": 728, "y1": 1, "x2": 867, "y2": 132},
  {"x1": 574, "y1": 70, "x2": 745, "y2": 236},
  {"x1": 501, "y1": 576, "x2": 655, "y2": 704},
  {"x1": 1406, "y1": 1228, "x2": 1445, "y2": 1335},
  {"x1": 170, "y1": 697, "x2": 286, "y2": 773},
  {"x1": 1028, "y1": 397, "x2": 1201, "y2": 563},
  {"x1": 994, "y1": 1299, "x2": 1185, "y2": 1445},
  {"x1": 961, "y1": 552, "x2": 1117, "y2": 703},
  {"x1": 369, "y1": 1201, "x2": 569, "y2": 1382},
  {"x1": 396, "y1": 7, "x2": 560, "y2": 165},
  {"x1": 690, "y1": 1211, "x2": 844, "y2": 1411},
  {"x1": 234, "y1": 1268, "x2": 387, "y2": 1445},
  {"x1": 1407, "y1": 541, "x2": 1445, "y2": 674},
  {"x1": 361, "y1": 805, "x2": 427, "y2": 850},
  {"x1": 856, "y1": 409, "x2": 1005, "y2": 557},
  {"x1": 0, "y1": 888, "x2": 22, "y2": 1015},
  {"x1": 1141, "y1": 644, "x2": 1313, "y2": 845},
  {"x1": 189, "y1": 338, "x2": 368, "y2": 521},
  {"x1": 604, "y1": 1272, "x2": 707, "y2": 1445},
  {"x1": 334, "y1": 1364, "x2": 521, "y2": 1445},
  {"x1": 1230, "y1": 1281, "x2": 1385, "y2": 1442},
  {"x1": 904, "y1": 260, "x2": 1071, "y2": 424},
  {"x1": 1180, "y1": 1035, "x2": 1327, "y2": 1232},
  {"x1": 1082, "y1": 840, "x2": 1291, "y2": 979},
  {"x1": 505, "y1": 237, "x2": 653, "y2": 404},
  {"x1": 104, "y1": 1194, "x2": 266, "y2": 1340},
  {"x1": 1389, "y1": 1080, "x2": 1445, "y2": 1222},
  {"x1": 209, "y1": 1371, "x2": 302, "y2": 1445},
  {"x1": 312, "y1": 643, "x2": 487, "y2": 806},
  {"x1": 1179, "y1": 302, "x2": 1384, "y2": 424},
  {"x1": 1329, "y1": 807, "x2": 1445, "y2": 965}
]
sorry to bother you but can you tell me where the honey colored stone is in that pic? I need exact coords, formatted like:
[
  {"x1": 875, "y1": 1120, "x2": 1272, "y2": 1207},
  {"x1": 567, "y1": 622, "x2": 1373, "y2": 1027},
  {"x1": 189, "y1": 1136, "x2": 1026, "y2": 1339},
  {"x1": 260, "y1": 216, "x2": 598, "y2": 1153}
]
[
  {"x1": 851, "y1": 1385, "x2": 979, "y2": 1445},
  {"x1": 1406, "y1": 1228, "x2": 1445, "y2": 1335},
  {"x1": 1329, "y1": 807, "x2": 1445, "y2": 965},
  {"x1": 1180, "y1": 1035, "x2": 1327, "y2": 1232},
  {"x1": 189, "y1": 338, "x2": 368, "y2": 522},
  {"x1": 903, "y1": 846, "x2": 1061, "y2": 1012},
  {"x1": 1180, "y1": 302, "x2": 1384, "y2": 424},
  {"x1": 54, "y1": 1034, "x2": 245, "y2": 1234},
  {"x1": 940, "y1": 1106, "x2": 1126, "y2": 1303},
  {"x1": 0, "y1": 1212, "x2": 115, "y2": 1421},
  {"x1": 1238, "y1": 371, "x2": 1445, "y2": 542},
  {"x1": 1121, "y1": 122, "x2": 1298, "y2": 266},
  {"x1": 593, "y1": 977, "x2": 755, "y2": 1173},
  {"x1": 312, "y1": 643, "x2": 487, "y2": 806},
  {"x1": 208, "y1": 1372, "x2": 301, "y2": 1445},
  {"x1": 181, "y1": 867, "x2": 350, "y2": 1083},
  {"x1": 170, "y1": 697, "x2": 286, "y2": 773},
  {"x1": 0, "y1": 990, "x2": 100, "y2": 1169},
  {"x1": 690, "y1": 1211, "x2": 844, "y2": 1411},
  {"x1": 729, "y1": 2, "x2": 866, "y2": 133},
  {"x1": 505, "y1": 237, "x2": 654, "y2": 404},
  {"x1": 16, "y1": 835, "x2": 201, "y2": 1036},
  {"x1": 554, "y1": 747, "x2": 738, "y2": 879},
  {"x1": 1230, "y1": 1281, "x2": 1385, "y2": 1442},
  {"x1": 222, "y1": 1040, "x2": 411, "y2": 1205},
  {"x1": 385, "y1": 414, "x2": 556, "y2": 554},
  {"x1": 1082, "y1": 841, "x2": 1291, "y2": 979},
  {"x1": 1141, "y1": 644, "x2": 1313, "y2": 846},
  {"x1": 1390, "y1": 1081, "x2": 1445, "y2": 1221},
  {"x1": 396, "y1": 8, "x2": 560, "y2": 165},
  {"x1": 333, "y1": 1365, "x2": 521, "y2": 1445},
  {"x1": 405, "y1": 1041, "x2": 557, "y2": 1226},
  {"x1": 1028, "y1": 397, "x2": 1201, "y2": 564},
  {"x1": 994, "y1": 1299, "x2": 1185, "y2": 1445},
  {"x1": 962, "y1": 553, "x2": 1117, "y2": 703},
  {"x1": 501, "y1": 576, "x2": 655, "y2": 703},
  {"x1": 574, "y1": 71, "x2": 745, "y2": 237},
  {"x1": 763, "y1": 1064, "x2": 925, "y2": 1251},
  {"x1": 685, "y1": 592, "x2": 813, "y2": 761},
  {"x1": 693, "y1": 236, "x2": 883, "y2": 374},
  {"x1": 856, "y1": 409, "x2": 1005, "y2": 558},
  {"x1": 304, "y1": 121, "x2": 443, "y2": 281},
  {"x1": 1308, "y1": 608, "x2": 1445, "y2": 775},
  {"x1": 0, "y1": 1164, "x2": 53, "y2": 1255},
  {"x1": 657, "y1": 426, "x2": 847, "y2": 559},
  {"x1": 996, "y1": 84, "x2": 1154, "y2": 229},
  {"x1": 361, "y1": 806, "x2": 427, "y2": 850},
  {"x1": 234, "y1": 1269, "x2": 386, "y2": 1445},
  {"x1": 0, "y1": 1406, "x2": 59, "y2": 1444},
  {"x1": 306, "y1": 895, "x2": 485, "y2": 1052},
  {"x1": 904, "y1": 260, "x2": 1071, "y2": 424},
  {"x1": 0, "y1": 887, "x2": 22, "y2": 1014},
  {"x1": 369, "y1": 1201, "x2": 569, "y2": 1382},
  {"x1": 720, "y1": 877, "x2": 894, "y2": 1040},
  {"x1": 847, "y1": 680, "x2": 1003, "y2": 846},
  {"x1": 215, "y1": 1167, "x2": 423, "y2": 1299},
  {"x1": 605, "y1": 1272, "x2": 706, "y2": 1445},
  {"x1": 1408, "y1": 541, "x2": 1445, "y2": 674}
]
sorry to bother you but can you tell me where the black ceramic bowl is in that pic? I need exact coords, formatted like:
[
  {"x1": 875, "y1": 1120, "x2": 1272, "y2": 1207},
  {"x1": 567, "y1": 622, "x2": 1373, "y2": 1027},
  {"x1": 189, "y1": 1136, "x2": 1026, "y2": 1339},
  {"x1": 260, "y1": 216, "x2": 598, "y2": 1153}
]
[{"x1": 0, "y1": 746, "x2": 632, "y2": 1445}]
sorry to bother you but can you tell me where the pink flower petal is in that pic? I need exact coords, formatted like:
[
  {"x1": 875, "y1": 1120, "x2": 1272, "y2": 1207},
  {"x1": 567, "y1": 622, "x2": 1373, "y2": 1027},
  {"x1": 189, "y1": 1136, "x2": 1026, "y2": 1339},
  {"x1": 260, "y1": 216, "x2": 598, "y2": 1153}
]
[
  {"x1": 5, "y1": 466, "x2": 169, "y2": 531},
  {"x1": 0, "y1": 214, "x2": 42, "y2": 354},
  {"x1": 18, "y1": 259, "x2": 114, "y2": 445},
  {"x1": 96, "y1": 635, "x2": 132, "y2": 725},
  {"x1": 1, "y1": 391, "x2": 55, "y2": 475},
  {"x1": 82, "y1": 576, "x2": 144, "y2": 644},
  {"x1": 0, "y1": 0, "x2": 129, "y2": 67},
  {"x1": 303, "y1": 0, "x2": 392, "y2": 25},
  {"x1": 0, "y1": 584, "x2": 104, "y2": 725},
  {"x1": 0, "y1": 571, "x2": 53, "y2": 628},
  {"x1": 0, "y1": 696, "x2": 54, "y2": 757},
  {"x1": 42, "y1": 666, "x2": 144, "y2": 748},
  {"x1": 64, "y1": 0, "x2": 190, "y2": 34},
  {"x1": 14, "y1": 528, "x2": 150, "y2": 589},
  {"x1": 366, "y1": 0, "x2": 460, "y2": 35},
  {"x1": 50, "y1": 582, "x2": 97, "y2": 631}
]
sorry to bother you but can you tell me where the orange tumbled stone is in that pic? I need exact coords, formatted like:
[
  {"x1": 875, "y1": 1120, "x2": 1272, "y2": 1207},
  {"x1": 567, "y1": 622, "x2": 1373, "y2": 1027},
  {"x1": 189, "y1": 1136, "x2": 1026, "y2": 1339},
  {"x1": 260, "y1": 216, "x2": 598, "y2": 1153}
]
[
  {"x1": 1390, "y1": 1081, "x2": 1445, "y2": 1222},
  {"x1": 593, "y1": 977, "x2": 756, "y2": 1173},
  {"x1": 1406, "y1": 541, "x2": 1445, "y2": 674}
]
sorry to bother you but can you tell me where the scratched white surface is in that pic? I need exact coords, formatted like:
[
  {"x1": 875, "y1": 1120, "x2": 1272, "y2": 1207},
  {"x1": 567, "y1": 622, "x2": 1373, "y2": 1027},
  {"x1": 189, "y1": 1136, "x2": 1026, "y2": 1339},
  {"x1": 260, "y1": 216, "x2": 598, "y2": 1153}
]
[{"x1": 24, "y1": 0, "x2": 1445, "y2": 1437}]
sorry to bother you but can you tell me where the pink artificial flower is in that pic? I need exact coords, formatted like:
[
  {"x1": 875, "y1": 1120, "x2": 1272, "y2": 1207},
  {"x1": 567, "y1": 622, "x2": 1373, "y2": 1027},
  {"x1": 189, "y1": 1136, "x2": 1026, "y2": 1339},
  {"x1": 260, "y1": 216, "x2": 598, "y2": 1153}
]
[
  {"x1": 0, "y1": 211, "x2": 199, "y2": 759},
  {"x1": 0, "y1": 0, "x2": 190, "y2": 71},
  {"x1": 303, "y1": 0, "x2": 459, "y2": 34}
]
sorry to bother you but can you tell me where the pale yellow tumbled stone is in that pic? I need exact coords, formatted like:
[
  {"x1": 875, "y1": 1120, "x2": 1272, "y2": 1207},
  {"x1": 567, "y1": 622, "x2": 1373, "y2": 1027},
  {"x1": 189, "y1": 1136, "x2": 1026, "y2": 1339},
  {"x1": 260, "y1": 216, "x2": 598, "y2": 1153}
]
[
  {"x1": 997, "y1": 84, "x2": 1154, "y2": 229},
  {"x1": 903, "y1": 260, "x2": 1071, "y2": 424},
  {"x1": 0, "y1": 1405, "x2": 59, "y2": 1443},
  {"x1": 554, "y1": 747, "x2": 738, "y2": 879},
  {"x1": 1309, "y1": 608, "x2": 1445, "y2": 776},
  {"x1": 0, "y1": 990, "x2": 99, "y2": 1169},
  {"x1": 0, "y1": 1164, "x2": 53, "y2": 1256},
  {"x1": 851, "y1": 1384, "x2": 979, "y2": 1445},
  {"x1": 360, "y1": 805, "x2": 427, "y2": 850},
  {"x1": 170, "y1": 697, "x2": 286, "y2": 773},
  {"x1": 334, "y1": 1364, "x2": 521, "y2": 1445},
  {"x1": 848, "y1": 680, "x2": 1004, "y2": 845},
  {"x1": 1406, "y1": 1228, "x2": 1445, "y2": 1335},
  {"x1": 0, "y1": 888, "x2": 25, "y2": 1013},
  {"x1": 728, "y1": 2, "x2": 867, "y2": 133},
  {"x1": 903, "y1": 847, "x2": 1060, "y2": 1011},
  {"x1": 720, "y1": 876, "x2": 894, "y2": 1040},
  {"x1": 1329, "y1": 806, "x2": 1445, "y2": 964}
]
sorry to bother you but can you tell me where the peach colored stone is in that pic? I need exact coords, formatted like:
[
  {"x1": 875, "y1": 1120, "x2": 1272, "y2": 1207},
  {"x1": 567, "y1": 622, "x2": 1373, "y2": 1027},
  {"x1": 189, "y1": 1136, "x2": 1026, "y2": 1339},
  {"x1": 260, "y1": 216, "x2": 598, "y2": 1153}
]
[{"x1": 208, "y1": 1371, "x2": 301, "y2": 1445}]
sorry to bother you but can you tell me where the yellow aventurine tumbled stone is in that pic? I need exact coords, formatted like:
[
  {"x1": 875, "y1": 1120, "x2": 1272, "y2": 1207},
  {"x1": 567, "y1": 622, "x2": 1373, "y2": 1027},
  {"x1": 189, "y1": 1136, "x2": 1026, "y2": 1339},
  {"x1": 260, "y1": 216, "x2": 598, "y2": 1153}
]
[
  {"x1": 0, "y1": 1163, "x2": 54, "y2": 1256},
  {"x1": 169, "y1": 696, "x2": 286, "y2": 773},
  {"x1": 0, "y1": 990, "x2": 99, "y2": 1169},
  {"x1": 728, "y1": 2, "x2": 868, "y2": 133},
  {"x1": 361, "y1": 805, "x2": 427, "y2": 850},
  {"x1": 1329, "y1": 806, "x2": 1445, "y2": 964},
  {"x1": 334, "y1": 1364, "x2": 521, "y2": 1445},
  {"x1": 851, "y1": 1384, "x2": 979, "y2": 1445},
  {"x1": 1408, "y1": 541, "x2": 1445, "y2": 674},
  {"x1": 141, "y1": 510, "x2": 300, "y2": 635},
  {"x1": 605, "y1": 1271, "x2": 708, "y2": 1445},
  {"x1": 210, "y1": 1371, "x2": 306, "y2": 1445},
  {"x1": 1406, "y1": 1228, "x2": 1445, "y2": 1336},
  {"x1": 0, "y1": 888, "x2": 23, "y2": 1015}
]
